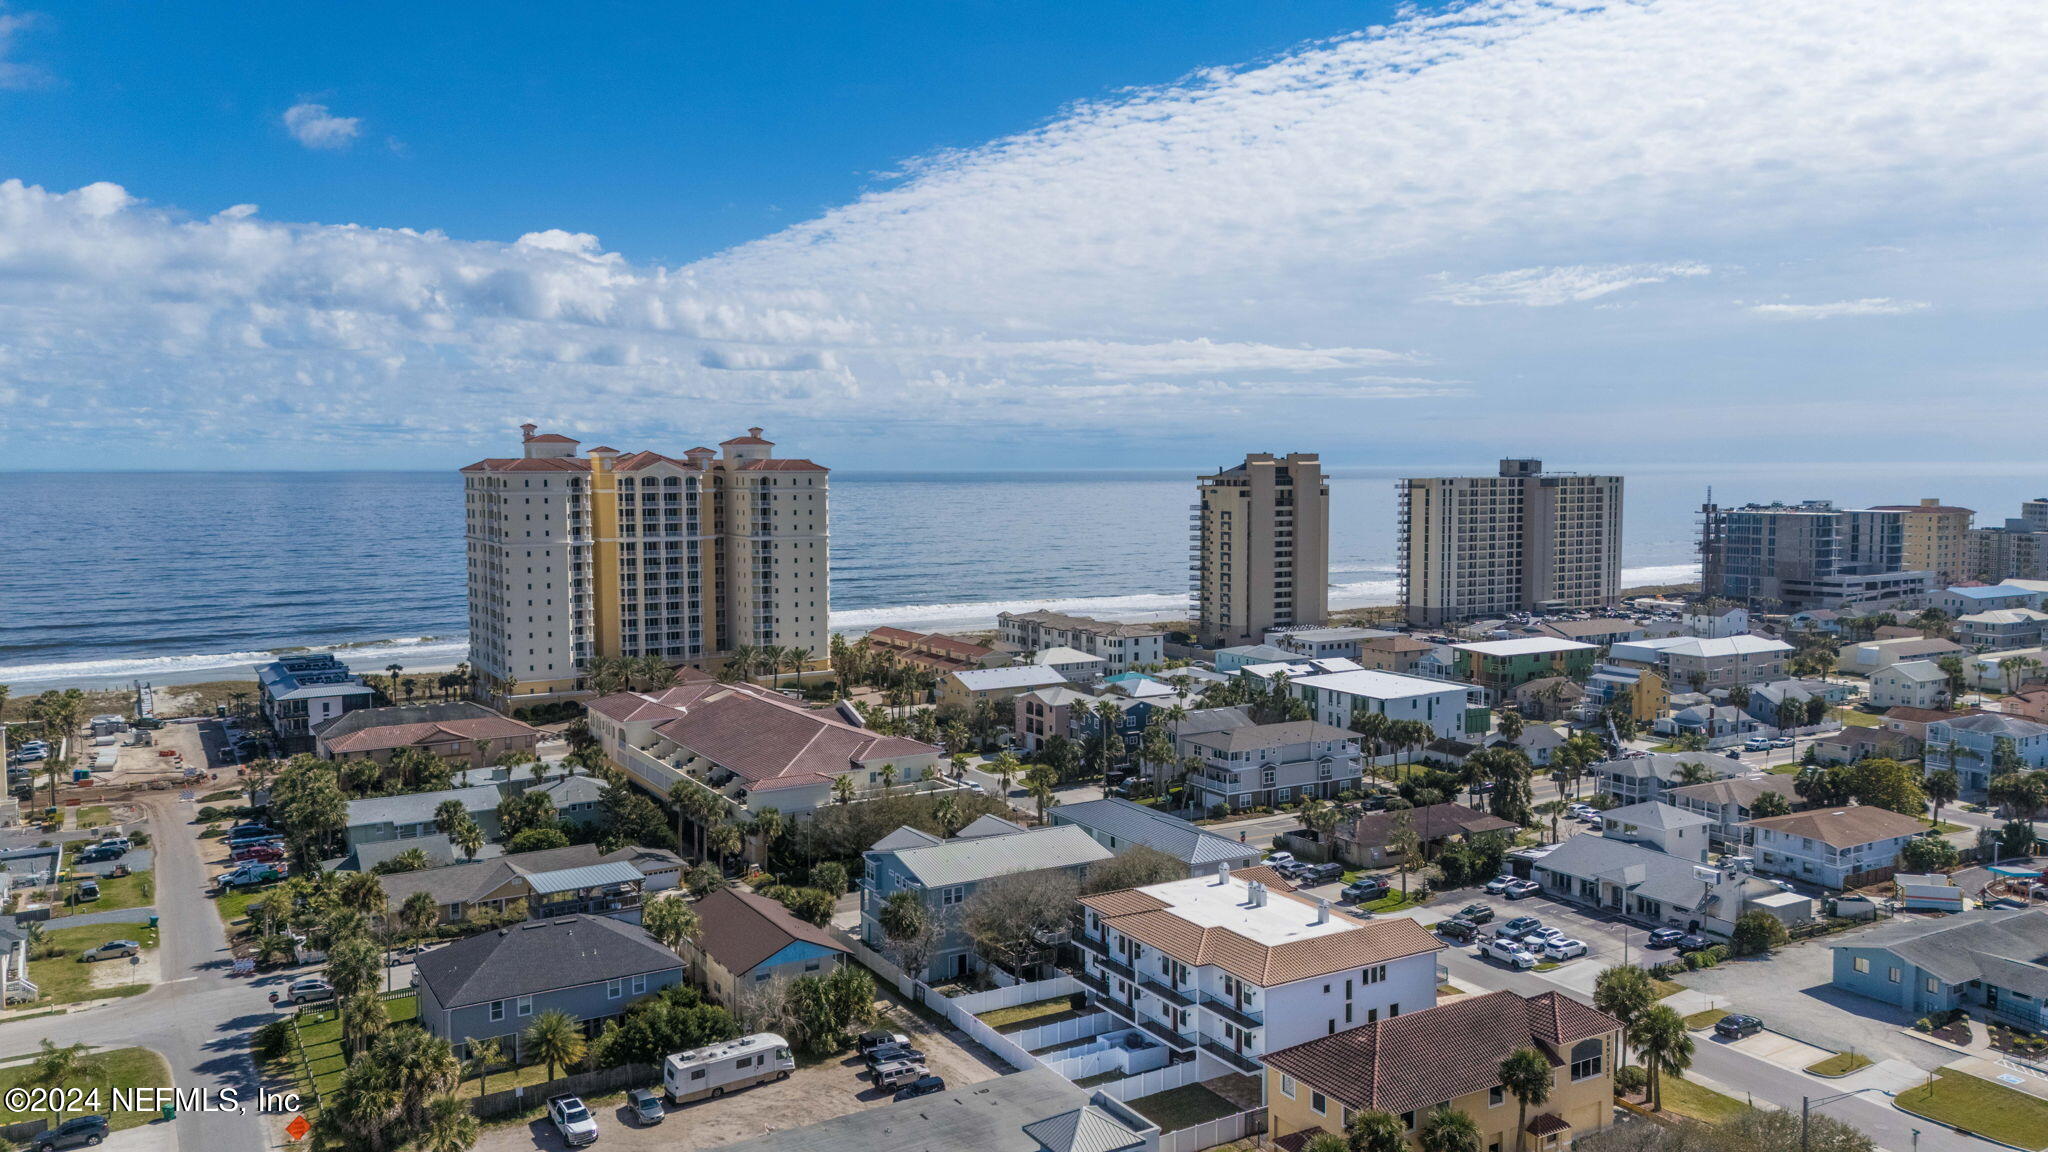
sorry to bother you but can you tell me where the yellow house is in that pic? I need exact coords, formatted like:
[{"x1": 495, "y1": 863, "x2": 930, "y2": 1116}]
[{"x1": 1264, "y1": 989, "x2": 1622, "y2": 1152}]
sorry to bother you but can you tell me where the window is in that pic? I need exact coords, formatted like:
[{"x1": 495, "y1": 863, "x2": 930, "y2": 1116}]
[
  {"x1": 632, "y1": 974, "x2": 649, "y2": 994},
  {"x1": 1853, "y1": 957, "x2": 1870, "y2": 974},
  {"x1": 1311, "y1": 1091, "x2": 1327, "y2": 1115},
  {"x1": 1279, "y1": 1075, "x2": 1296, "y2": 1100},
  {"x1": 489, "y1": 1001, "x2": 505, "y2": 1022},
  {"x1": 1889, "y1": 967, "x2": 1901, "y2": 984},
  {"x1": 516, "y1": 995, "x2": 534, "y2": 1017},
  {"x1": 607, "y1": 979, "x2": 624, "y2": 999},
  {"x1": 1489, "y1": 1086, "x2": 1505, "y2": 1107},
  {"x1": 1927, "y1": 976, "x2": 1941, "y2": 994},
  {"x1": 1570, "y1": 1038, "x2": 1604, "y2": 1082}
]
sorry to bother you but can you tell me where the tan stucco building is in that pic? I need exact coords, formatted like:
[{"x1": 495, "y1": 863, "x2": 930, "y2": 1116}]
[{"x1": 1194, "y1": 452, "x2": 1330, "y2": 647}]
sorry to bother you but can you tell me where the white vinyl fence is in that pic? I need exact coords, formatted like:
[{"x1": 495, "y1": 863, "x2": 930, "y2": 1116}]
[
  {"x1": 1013, "y1": 1011, "x2": 1114, "y2": 1054},
  {"x1": 1160, "y1": 1109, "x2": 1265, "y2": 1152},
  {"x1": 1091, "y1": 1053, "x2": 1209, "y2": 1101},
  {"x1": 948, "y1": 975, "x2": 1082, "y2": 1015}
]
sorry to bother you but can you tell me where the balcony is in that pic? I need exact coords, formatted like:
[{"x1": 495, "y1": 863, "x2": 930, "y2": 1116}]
[
  {"x1": 1199, "y1": 992, "x2": 1263, "y2": 1029},
  {"x1": 1095, "y1": 996, "x2": 1197, "y2": 1051},
  {"x1": 1139, "y1": 973, "x2": 1195, "y2": 1009},
  {"x1": 1199, "y1": 1040, "x2": 1264, "y2": 1075}
]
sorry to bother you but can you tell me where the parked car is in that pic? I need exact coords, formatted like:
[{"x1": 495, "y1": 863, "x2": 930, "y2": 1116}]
[
  {"x1": 1478, "y1": 937, "x2": 1537, "y2": 969},
  {"x1": 33, "y1": 1115, "x2": 108, "y2": 1152},
  {"x1": 865, "y1": 1043, "x2": 925, "y2": 1069},
  {"x1": 1300, "y1": 862, "x2": 1344, "y2": 885},
  {"x1": 232, "y1": 843, "x2": 286, "y2": 864},
  {"x1": 872, "y1": 1060, "x2": 931, "y2": 1091},
  {"x1": 1744, "y1": 738, "x2": 1772, "y2": 752},
  {"x1": 1503, "y1": 878, "x2": 1540, "y2": 900},
  {"x1": 1770, "y1": 737, "x2": 1795, "y2": 749},
  {"x1": 1526, "y1": 926, "x2": 1567, "y2": 948},
  {"x1": 77, "y1": 844, "x2": 126, "y2": 864},
  {"x1": 1541, "y1": 938, "x2": 1588, "y2": 961},
  {"x1": 893, "y1": 1076, "x2": 947, "y2": 1102},
  {"x1": 1265, "y1": 851, "x2": 1298, "y2": 871},
  {"x1": 858, "y1": 1030, "x2": 911, "y2": 1055},
  {"x1": 1675, "y1": 934, "x2": 1713, "y2": 953},
  {"x1": 1714, "y1": 1014, "x2": 1764, "y2": 1040},
  {"x1": 1498, "y1": 916, "x2": 1543, "y2": 940},
  {"x1": 74, "y1": 879, "x2": 101, "y2": 902},
  {"x1": 219, "y1": 864, "x2": 284, "y2": 891},
  {"x1": 287, "y1": 977, "x2": 335, "y2": 1004},
  {"x1": 548, "y1": 1095, "x2": 599, "y2": 1147},
  {"x1": 1456, "y1": 903, "x2": 1495, "y2": 925},
  {"x1": 1342, "y1": 877, "x2": 1389, "y2": 902},
  {"x1": 79, "y1": 940, "x2": 139, "y2": 963},
  {"x1": 1483, "y1": 875, "x2": 1515, "y2": 894},
  {"x1": 1435, "y1": 917, "x2": 1478, "y2": 943},
  {"x1": 626, "y1": 1088, "x2": 665, "y2": 1125},
  {"x1": 1646, "y1": 928, "x2": 1684, "y2": 948}
]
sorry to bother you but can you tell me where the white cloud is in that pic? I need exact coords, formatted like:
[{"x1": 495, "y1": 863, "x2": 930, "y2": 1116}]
[
  {"x1": 1423, "y1": 263, "x2": 1712, "y2": 307},
  {"x1": 1745, "y1": 298, "x2": 1930, "y2": 320},
  {"x1": 0, "y1": 6, "x2": 50, "y2": 89},
  {"x1": 1, "y1": 0, "x2": 2046, "y2": 466},
  {"x1": 282, "y1": 103, "x2": 362, "y2": 150}
]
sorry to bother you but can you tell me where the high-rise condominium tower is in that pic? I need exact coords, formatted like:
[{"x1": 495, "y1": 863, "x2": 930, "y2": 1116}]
[
  {"x1": 1698, "y1": 501, "x2": 1922, "y2": 610},
  {"x1": 1867, "y1": 499, "x2": 1974, "y2": 586},
  {"x1": 1399, "y1": 459, "x2": 1623, "y2": 627},
  {"x1": 1193, "y1": 452, "x2": 1330, "y2": 647},
  {"x1": 463, "y1": 425, "x2": 829, "y2": 702}
]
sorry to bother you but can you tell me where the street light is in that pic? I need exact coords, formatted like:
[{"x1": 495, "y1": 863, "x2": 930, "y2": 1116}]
[{"x1": 1801, "y1": 1088, "x2": 1865, "y2": 1152}]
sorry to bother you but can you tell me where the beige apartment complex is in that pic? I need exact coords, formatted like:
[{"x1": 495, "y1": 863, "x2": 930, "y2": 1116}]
[
  {"x1": 1193, "y1": 452, "x2": 1330, "y2": 647},
  {"x1": 1871, "y1": 499, "x2": 1974, "y2": 585},
  {"x1": 463, "y1": 425, "x2": 829, "y2": 703},
  {"x1": 1399, "y1": 459, "x2": 1623, "y2": 627}
]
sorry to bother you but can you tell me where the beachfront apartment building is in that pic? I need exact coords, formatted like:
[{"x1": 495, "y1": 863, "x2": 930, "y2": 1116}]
[
  {"x1": 997, "y1": 611, "x2": 1166, "y2": 673},
  {"x1": 1193, "y1": 452, "x2": 1331, "y2": 648},
  {"x1": 1699, "y1": 500, "x2": 1932, "y2": 611},
  {"x1": 1397, "y1": 459, "x2": 1623, "y2": 627},
  {"x1": 257, "y1": 653, "x2": 378, "y2": 752},
  {"x1": 1869, "y1": 500, "x2": 1975, "y2": 586},
  {"x1": 461, "y1": 425, "x2": 828, "y2": 704},
  {"x1": 1073, "y1": 868, "x2": 1444, "y2": 1074}
]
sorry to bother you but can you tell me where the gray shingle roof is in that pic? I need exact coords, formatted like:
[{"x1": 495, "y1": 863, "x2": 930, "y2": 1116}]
[
  {"x1": 1050, "y1": 798, "x2": 1263, "y2": 867},
  {"x1": 883, "y1": 824, "x2": 1111, "y2": 887},
  {"x1": 1532, "y1": 835, "x2": 1720, "y2": 910},
  {"x1": 414, "y1": 914, "x2": 681, "y2": 1008},
  {"x1": 1837, "y1": 909, "x2": 2048, "y2": 997},
  {"x1": 1185, "y1": 720, "x2": 1358, "y2": 754},
  {"x1": 1601, "y1": 802, "x2": 1714, "y2": 831},
  {"x1": 1940, "y1": 713, "x2": 2048, "y2": 738},
  {"x1": 1664, "y1": 775, "x2": 1797, "y2": 810},
  {"x1": 346, "y1": 782, "x2": 505, "y2": 829}
]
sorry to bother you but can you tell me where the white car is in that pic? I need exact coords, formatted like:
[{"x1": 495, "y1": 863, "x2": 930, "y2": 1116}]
[
  {"x1": 1483, "y1": 875, "x2": 1515, "y2": 894},
  {"x1": 548, "y1": 1095, "x2": 598, "y2": 1147},
  {"x1": 287, "y1": 977, "x2": 334, "y2": 1004},
  {"x1": 1478, "y1": 937, "x2": 1537, "y2": 969},
  {"x1": 1542, "y1": 938, "x2": 1588, "y2": 960},
  {"x1": 1266, "y1": 851, "x2": 1297, "y2": 870},
  {"x1": 1526, "y1": 926, "x2": 1567, "y2": 948}
]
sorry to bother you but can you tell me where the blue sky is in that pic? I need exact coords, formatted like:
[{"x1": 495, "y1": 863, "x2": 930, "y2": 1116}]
[{"x1": 1, "y1": 0, "x2": 2045, "y2": 471}]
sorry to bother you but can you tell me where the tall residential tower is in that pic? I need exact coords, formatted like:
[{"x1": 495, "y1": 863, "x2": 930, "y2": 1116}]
[
  {"x1": 1868, "y1": 499, "x2": 1974, "y2": 586},
  {"x1": 1193, "y1": 452, "x2": 1330, "y2": 647},
  {"x1": 1698, "y1": 501, "x2": 1925, "y2": 610},
  {"x1": 1398, "y1": 459, "x2": 1623, "y2": 627},
  {"x1": 463, "y1": 425, "x2": 829, "y2": 702}
]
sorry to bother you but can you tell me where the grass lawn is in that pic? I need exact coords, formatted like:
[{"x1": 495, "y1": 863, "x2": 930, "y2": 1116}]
[
  {"x1": 1362, "y1": 889, "x2": 1427, "y2": 914},
  {"x1": 455, "y1": 1059, "x2": 562, "y2": 1101},
  {"x1": 198, "y1": 789, "x2": 242, "y2": 803},
  {"x1": 977, "y1": 996, "x2": 1083, "y2": 1033},
  {"x1": 1438, "y1": 984, "x2": 1466, "y2": 996},
  {"x1": 215, "y1": 883, "x2": 283, "y2": 933},
  {"x1": 1805, "y1": 1052, "x2": 1873, "y2": 1077},
  {"x1": 1833, "y1": 708, "x2": 1881, "y2": 728},
  {"x1": 51, "y1": 872, "x2": 154, "y2": 918},
  {"x1": 1124, "y1": 1084, "x2": 1241, "y2": 1131},
  {"x1": 1652, "y1": 1074, "x2": 1750, "y2": 1124},
  {"x1": 1768, "y1": 763, "x2": 1803, "y2": 775},
  {"x1": 1684, "y1": 1009, "x2": 1728, "y2": 1030},
  {"x1": 1534, "y1": 961, "x2": 1563, "y2": 972},
  {"x1": 27, "y1": 922, "x2": 158, "y2": 1005},
  {"x1": 0, "y1": 1046, "x2": 173, "y2": 1132},
  {"x1": 1930, "y1": 820, "x2": 1967, "y2": 835},
  {"x1": 74, "y1": 806, "x2": 113, "y2": 829},
  {"x1": 291, "y1": 992, "x2": 419, "y2": 1102},
  {"x1": 1897, "y1": 1068, "x2": 2048, "y2": 1150},
  {"x1": 1650, "y1": 977, "x2": 1686, "y2": 999}
]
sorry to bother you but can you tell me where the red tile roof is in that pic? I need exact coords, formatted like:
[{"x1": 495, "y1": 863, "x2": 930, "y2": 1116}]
[
  {"x1": 1264, "y1": 990, "x2": 1620, "y2": 1118},
  {"x1": 722, "y1": 434, "x2": 774, "y2": 445},
  {"x1": 460, "y1": 457, "x2": 592, "y2": 473},
  {"x1": 737, "y1": 458, "x2": 827, "y2": 472},
  {"x1": 589, "y1": 683, "x2": 938, "y2": 793},
  {"x1": 525, "y1": 433, "x2": 579, "y2": 443}
]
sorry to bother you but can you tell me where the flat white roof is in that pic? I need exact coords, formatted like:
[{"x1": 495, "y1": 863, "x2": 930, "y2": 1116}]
[
  {"x1": 1452, "y1": 637, "x2": 1598, "y2": 657},
  {"x1": 1291, "y1": 668, "x2": 1466, "y2": 700},
  {"x1": 1616, "y1": 635, "x2": 1792, "y2": 659},
  {"x1": 1137, "y1": 874, "x2": 1353, "y2": 947},
  {"x1": 951, "y1": 666, "x2": 1072, "y2": 690},
  {"x1": 1033, "y1": 646, "x2": 1107, "y2": 664}
]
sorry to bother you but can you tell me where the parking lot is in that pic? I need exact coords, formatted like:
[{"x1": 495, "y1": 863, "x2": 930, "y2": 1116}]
[{"x1": 471, "y1": 991, "x2": 1005, "y2": 1152}]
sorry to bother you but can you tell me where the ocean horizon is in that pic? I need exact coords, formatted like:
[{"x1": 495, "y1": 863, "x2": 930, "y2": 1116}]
[{"x1": 5, "y1": 460, "x2": 2043, "y2": 692}]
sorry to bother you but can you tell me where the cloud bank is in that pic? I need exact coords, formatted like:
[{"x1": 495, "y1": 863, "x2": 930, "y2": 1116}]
[{"x1": 3, "y1": 0, "x2": 2047, "y2": 467}]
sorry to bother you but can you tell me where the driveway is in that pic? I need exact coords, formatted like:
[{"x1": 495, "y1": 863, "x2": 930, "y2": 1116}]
[{"x1": 1723, "y1": 1029, "x2": 1835, "y2": 1071}]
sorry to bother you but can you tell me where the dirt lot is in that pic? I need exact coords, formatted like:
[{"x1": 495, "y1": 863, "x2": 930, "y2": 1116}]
[{"x1": 472, "y1": 989, "x2": 1008, "y2": 1152}]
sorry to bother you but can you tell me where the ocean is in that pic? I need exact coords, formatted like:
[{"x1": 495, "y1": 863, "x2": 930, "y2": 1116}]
[{"x1": 4, "y1": 461, "x2": 2043, "y2": 690}]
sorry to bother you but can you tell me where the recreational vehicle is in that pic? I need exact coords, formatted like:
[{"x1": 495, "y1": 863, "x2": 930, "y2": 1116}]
[{"x1": 661, "y1": 1033, "x2": 795, "y2": 1104}]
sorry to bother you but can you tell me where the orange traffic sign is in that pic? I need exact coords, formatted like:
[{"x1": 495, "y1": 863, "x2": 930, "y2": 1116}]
[{"x1": 285, "y1": 1114, "x2": 311, "y2": 1142}]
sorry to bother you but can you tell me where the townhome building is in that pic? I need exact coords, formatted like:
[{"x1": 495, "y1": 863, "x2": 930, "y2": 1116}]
[
  {"x1": 1957, "y1": 609, "x2": 2048, "y2": 650},
  {"x1": 1607, "y1": 634, "x2": 1792, "y2": 692},
  {"x1": 1181, "y1": 721, "x2": 1364, "y2": 813},
  {"x1": 1868, "y1": 661, "x2": 1949, "y2": 710},
  {"x1": 1581, "y1": 665, "x2": 1666, "y2": 724},
  {"x1": 1838, "y1": 635, "x2": 1967, "y2": 676},
  {"x1": 1744, "y1": 806, "x2": 1931, "y2": 889},
  {"x1": 1013, "y1": 685, "x2": 1097, "y2": 753},
  {"x1": 998, "y1": 610, "x2": 1167, "y2": 673},
  {"x1": 858, "y1": 627, "x2": 1004, "y2": 674},
  {"x1": 1450, "y1": 638, "x2": 1598, "y2": 696},
  {"x1": 1264, "y1": 990, "x2": 1623, "y2": 1152},
  {"x1": 1664, "y1": 775, "x2": 1799, "y2": 848},
  {"x1": 1266, "y1": 626, "x2": 1395, "y2": 660},
  {"x1": 1925, "y1": 712, "x2": 2048, "y2": 793},
  {"x1": 940, "y1": 666, "x2": 1074, "y2": 710},
  {"x1": 1527, "y1": 838, "x2": 1806, "y2": 937},
  {"x1": 1073, "y1": 867, "x2": 1444, "y2": 1074},
  {"x1": 1591, "y1": 752, "x2": 1741, "y2": 805},
  {"x1": 861, "y1": 817, "x2": 1112, "y2": 981},
  {"x1": 1353, "y1": 635, "x2": 1439, "y2": 676},
  {"x1": 1279, "y1": 667, "x2": 1481, "y2": 743}
]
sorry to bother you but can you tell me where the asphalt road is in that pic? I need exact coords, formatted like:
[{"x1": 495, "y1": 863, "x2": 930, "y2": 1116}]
[{"x1": 0, "y1": 787, "x2": 289, "y2": 1152}]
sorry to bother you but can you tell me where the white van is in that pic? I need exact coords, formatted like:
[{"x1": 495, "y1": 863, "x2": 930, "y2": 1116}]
[{"x1": 662, "y1": 1033, "x2": 795, "y2": 1104}]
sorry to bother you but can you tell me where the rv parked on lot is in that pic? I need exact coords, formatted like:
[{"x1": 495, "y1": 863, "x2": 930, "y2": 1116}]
[{"x1": 662, "y1": 1033, "x2": 795, "y2": 1104}]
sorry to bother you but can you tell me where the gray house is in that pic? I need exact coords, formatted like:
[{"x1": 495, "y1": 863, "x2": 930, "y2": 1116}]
[
  {"x1": 1592, "y1": 752, "x2": 1741, "y2": 805},
  {"x1": 1831, "y1": 909, "x2": 2048, "y2": 1029},
  {"x1": 1047, "y1": 797, "x2": 1261, "y2": 871},
  {"x1": 413, "y1": 914, "x2": 684, "y2": 1058},
  {"x1": 343, "y1": 774, "x2": 606, "y2": 852},
  {"x1": 860, "y1": 817, "x2": 1111, "y2": 981}
]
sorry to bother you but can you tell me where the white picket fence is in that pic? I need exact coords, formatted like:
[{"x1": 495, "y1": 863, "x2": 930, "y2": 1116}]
[
  {"x1": 948, "y1": 974, "x2": 1082, "y2": 1015},
  {"x1": 1161, "y1": 1109, "x2": 1265, "y2": 1152}
]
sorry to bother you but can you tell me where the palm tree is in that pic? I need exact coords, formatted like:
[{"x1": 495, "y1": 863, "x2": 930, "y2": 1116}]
[
  {"x1": 400, "y1": 890, "x2": 438, "y2": 948},
  {"x1": 523, "y1": 1010, "x2": 586, "y2": 1081},
  {"x1": 1350, "y1": 707, "x2": 1391, "y2": 785},
  {"x1": 1417, "y1": 1105, "x2": 1483, "y2": 1152},
  {"x1": 642, "y1": 893, "x2": 701, "y2": 953},
  {"x1": 1630, "y1": 1003, "x2": 1694, "y2": 1112},
  {"x1": 1926, "y1": 768, "x2": 1960, "y2": 827},
  {"x1": 27, "y1": 1040, "x2": 102, "y2": 1125},
  {"x1": 1343, "y1": 1108, "x2": 1407, "y2": 1152},
  {"x1": 1494, "y1": 708, "x2": 1525, "y2": 746},
  {"x1": 452, "y1": 816, "x2": 485, "y2": 862},
  {"x1": 385, "y1": 663, "x2": 405, "y2": 700},
  {"x1": 1937, "y1": 654, "x2": 1968, "y2": 703},
  {"x1": 832, "y1": 775, "x2": 856, "y2": 805},
  {"x1": 878, "y1": 763, "x2": 898, "y2": 795},
  {"x1": 1025, "y1": 764, "x2": 1060, "y2": 822},
  {"x1": 415, "y1": 1092, "x2": 479, "y2": 1152},
  {"x1": 724, "y1": 644, "x2": 763, "y2": 684},
  {"x1": 1592, "y1": 965, "x2": 1655, "y2": 1061},
  {"x1": 706, "y1": 822, "x2": 742, "y2": 872},
  {"x1": 1499, "y1": 1047, "x2": 1552, "y2": 1152}
]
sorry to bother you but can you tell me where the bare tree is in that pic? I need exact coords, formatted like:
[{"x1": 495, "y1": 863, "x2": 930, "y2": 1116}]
[{"x1": 961, "y1": 869, "x2": 1081, "y2": 974}]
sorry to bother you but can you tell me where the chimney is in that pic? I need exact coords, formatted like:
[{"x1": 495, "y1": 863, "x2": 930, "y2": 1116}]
[
  {"x1": 1215, "y1": 862, "x2": 1231, "y2": 886},
  {"x1": 1246, "y1": 881, "x2": 1267, "y2": 908},
  {"x1": 520, "y1": 422, "x2": 538, "y2": 441},
  {"x1": 748, "y1": 427, "x2": 764, "y2": 439},
  {"x1": 1315, "y1": 897, "x2": 1331, "y2": 925}
]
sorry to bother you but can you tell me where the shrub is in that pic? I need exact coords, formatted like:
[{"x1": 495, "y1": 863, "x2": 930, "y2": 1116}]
[
  {"x1": 253, "y1": 1018, "x2": 293, "y2": 1062},
  {"x1": 1915, "y1": 1017, "x2": 1931, "y2": 1032},
  {"x1": 1614, "y1": 1065, "x2": 1647, "y2": 1095}
]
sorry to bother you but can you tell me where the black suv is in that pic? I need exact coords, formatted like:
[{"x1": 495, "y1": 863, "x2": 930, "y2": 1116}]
[
  {"x1": 35, "y1": 1116, "x2": 108, "y2": 1152},
  {"x1": 1456, "y1": 903, "x2": 1495, "y2": 925},
  {"x1": 1435, "y1": 917, "x2": 1478, "y2": 942}
]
